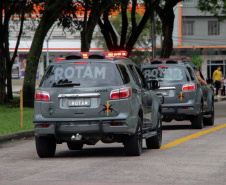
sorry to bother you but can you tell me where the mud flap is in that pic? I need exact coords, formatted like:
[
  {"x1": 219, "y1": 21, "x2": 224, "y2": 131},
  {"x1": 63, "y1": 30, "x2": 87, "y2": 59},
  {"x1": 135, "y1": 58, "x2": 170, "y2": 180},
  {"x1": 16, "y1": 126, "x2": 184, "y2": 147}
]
[{"x1": 98, "y1": 120, "x2": 104, "y2": 138}]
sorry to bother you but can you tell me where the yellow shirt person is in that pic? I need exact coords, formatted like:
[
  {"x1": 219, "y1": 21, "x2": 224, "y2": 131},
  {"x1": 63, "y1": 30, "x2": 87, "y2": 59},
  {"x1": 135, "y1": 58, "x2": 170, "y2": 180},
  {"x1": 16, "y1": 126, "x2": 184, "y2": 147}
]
[
  {"x1": 213, "y1": 66, "x2": 222, "y2": 97},
  {"x1": 213, "y1": 68, "x2": 222, "y2": 81}
]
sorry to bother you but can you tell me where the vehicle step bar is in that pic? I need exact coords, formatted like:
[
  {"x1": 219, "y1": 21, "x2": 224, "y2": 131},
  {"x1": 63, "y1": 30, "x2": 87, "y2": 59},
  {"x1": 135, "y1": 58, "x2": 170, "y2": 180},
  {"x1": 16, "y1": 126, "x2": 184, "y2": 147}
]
[
  {"x1": 142, "y1": 131, "x2": 157, "y2": 139},
  {"x1": 203, "y1": 114, "x2": 212, "y2": 118}
]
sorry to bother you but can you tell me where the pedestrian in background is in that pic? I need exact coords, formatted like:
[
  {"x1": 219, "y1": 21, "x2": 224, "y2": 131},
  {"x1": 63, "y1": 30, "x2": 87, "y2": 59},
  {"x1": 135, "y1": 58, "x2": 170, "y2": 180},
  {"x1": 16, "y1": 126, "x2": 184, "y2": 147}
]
[{"x1": 213, "y1": 66, "x2": 222, "y2": 97}]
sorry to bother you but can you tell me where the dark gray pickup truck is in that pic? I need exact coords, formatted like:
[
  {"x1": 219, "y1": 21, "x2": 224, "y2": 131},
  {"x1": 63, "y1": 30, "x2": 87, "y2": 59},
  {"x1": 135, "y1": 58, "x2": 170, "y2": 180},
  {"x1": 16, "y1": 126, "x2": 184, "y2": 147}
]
[{"x1": 33, "y1": 51, "x2": 163, "y2": 157}]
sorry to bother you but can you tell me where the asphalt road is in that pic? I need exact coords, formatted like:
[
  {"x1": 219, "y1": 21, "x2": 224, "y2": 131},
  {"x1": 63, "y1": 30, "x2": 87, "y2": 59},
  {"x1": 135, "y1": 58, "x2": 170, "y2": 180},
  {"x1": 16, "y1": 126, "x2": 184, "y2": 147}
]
[{"x1": 0, "y1": 101, "x2": 226, "y2": 185}]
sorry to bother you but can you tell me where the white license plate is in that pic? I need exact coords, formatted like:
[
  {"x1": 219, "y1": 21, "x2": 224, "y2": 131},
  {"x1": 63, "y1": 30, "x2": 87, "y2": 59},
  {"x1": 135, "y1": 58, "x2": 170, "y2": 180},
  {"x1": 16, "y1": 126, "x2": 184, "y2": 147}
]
[
  {"x1": 156, "y1": 91, "x2": 168, "y2": 96},
  {"x1": 68, "y1": 98, "x2": 91, "y2": 107}
]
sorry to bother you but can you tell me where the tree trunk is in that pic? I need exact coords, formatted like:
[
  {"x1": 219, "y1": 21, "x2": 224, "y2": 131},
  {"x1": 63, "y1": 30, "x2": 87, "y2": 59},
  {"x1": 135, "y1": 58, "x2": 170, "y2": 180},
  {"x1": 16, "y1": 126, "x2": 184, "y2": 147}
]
[
  {"x1": 159, "y1": 9, "x2": 175, "y2": 58},
  {"x1": 0, "y1": 53, "x2": 6, "y2": 104},
  {"x1": 23, "y1": 23, "x2": 50, "y2": 107},
  {"x1": 81, "y1": 0, "x2": 89, "y2": 52},
  {"x1": 7, "y1": 0, "x2": 26, "y2": 100},
  {"x1": 156, "y1": 0, "x2": 182, "y2": 58},
  {"x1": 0, "y1": 1, "x2": 6, "y2": 104},
  {"x1": 6, "y1": 62, "x2": 13, "y2": 100},
  {"x1": 23, "y1": 0, "x2": 72, "y2": 107},
  {"x1": 81, "y1": 0, "x2": 117, "y2": 52}
]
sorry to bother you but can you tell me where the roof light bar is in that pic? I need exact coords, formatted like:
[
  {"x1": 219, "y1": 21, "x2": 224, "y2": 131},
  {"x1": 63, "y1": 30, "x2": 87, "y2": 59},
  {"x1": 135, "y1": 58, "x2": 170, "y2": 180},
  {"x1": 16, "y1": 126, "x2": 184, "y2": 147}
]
[
  {"x1": 74, "y1": 51, "x2": 127, "y2": 59},
  {"x1": 54, "y1": 58, "x2": 65, "y2": 62},
  {"x1": 157, "y1": 65, "x2": 168, "y2": 68},
  {"x1": 105, "y1": 51, "x2": 128, "y2": 58}
]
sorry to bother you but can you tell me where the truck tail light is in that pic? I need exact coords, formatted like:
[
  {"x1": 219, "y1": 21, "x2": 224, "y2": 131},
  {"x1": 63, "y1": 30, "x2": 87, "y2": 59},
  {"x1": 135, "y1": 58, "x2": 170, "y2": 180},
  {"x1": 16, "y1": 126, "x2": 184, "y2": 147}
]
[
  {"x1": 182, "y1": 83, "x2": 197, "y2": 91},
  {"x1": 110, "y1": 87, "x2": 132, "y2": 100},
  {"x1": 35, "y1": 90, "x2": 50, "y2": 101}
]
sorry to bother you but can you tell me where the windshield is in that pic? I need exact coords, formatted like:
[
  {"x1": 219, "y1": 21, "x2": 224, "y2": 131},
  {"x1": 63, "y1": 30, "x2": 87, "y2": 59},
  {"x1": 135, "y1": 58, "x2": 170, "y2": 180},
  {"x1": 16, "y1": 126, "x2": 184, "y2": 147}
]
[
  {"x1": 142, "y1": 66, "x2": 188, "y2": 82},
  {"x1": 40, "y1": 63, "x2": 123, "y2": 87}
]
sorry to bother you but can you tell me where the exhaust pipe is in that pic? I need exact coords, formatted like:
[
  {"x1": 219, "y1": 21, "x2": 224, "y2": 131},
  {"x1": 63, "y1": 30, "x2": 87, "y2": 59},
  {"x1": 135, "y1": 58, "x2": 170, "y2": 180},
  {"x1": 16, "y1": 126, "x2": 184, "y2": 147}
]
[{"x1": 71, "y1": 133, "x2": 82, "y2": 141}]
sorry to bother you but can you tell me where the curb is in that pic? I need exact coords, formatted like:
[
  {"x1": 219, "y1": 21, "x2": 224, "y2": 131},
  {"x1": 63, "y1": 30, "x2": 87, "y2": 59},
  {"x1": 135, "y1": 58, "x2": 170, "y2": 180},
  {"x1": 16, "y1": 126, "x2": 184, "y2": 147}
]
[
  {"x1": 214, "y1": 97, "x2": 226, "y2": 102},
  {"x1": 0, "y1": 130, "x2": 34, "y2": 143}
]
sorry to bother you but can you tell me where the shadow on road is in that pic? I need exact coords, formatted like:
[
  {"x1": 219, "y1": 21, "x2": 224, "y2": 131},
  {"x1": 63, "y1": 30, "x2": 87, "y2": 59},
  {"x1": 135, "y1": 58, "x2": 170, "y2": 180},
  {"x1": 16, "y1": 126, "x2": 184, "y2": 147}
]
[
  {"x1": 55, "y1": 147, "x2": 126, "y2": 158},
  {"x1": 162, "y1": 125, "x2": 192, "y2": 130},
  {"x1": 54, "y1": 146, "x2": 152, "y2": 158}
]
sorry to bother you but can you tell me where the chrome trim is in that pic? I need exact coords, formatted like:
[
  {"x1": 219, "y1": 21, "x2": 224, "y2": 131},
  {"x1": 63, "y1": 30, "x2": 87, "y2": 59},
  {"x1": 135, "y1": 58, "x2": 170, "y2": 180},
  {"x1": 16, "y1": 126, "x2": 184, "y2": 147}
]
[
  {"x1": 58, "y1": 93, "x2": 100, "y2": 98},
  {"x1": 159, "y1": 87, "x2": 176, "y2": 90}
]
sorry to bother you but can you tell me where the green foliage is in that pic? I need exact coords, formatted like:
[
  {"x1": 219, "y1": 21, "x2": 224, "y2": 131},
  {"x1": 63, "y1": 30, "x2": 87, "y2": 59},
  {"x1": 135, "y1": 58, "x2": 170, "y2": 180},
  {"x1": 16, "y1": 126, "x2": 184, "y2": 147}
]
[
  {"x1": 190, "y1": 55, "x2": 203, "y2": 68},
  {"x1": 0, "y1": 105, "x2": 34, "y2": 135},
  {"x1": 197, "y1": 0, "x2": 226, "y2": 20}
]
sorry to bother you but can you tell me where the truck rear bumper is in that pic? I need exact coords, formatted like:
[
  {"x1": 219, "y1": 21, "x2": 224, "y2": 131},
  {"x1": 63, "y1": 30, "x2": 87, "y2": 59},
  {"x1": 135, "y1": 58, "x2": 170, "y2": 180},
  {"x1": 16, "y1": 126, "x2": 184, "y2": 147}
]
[{"x1": 34, "y1": 118, "x2": 137, "y2": 138}]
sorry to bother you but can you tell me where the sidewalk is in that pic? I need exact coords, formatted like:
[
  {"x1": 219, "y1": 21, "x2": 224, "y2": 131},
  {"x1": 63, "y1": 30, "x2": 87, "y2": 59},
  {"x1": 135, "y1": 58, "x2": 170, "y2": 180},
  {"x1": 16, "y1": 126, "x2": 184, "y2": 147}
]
[{"x1": 214, "y1": 95, "x2": 226, "y2": 102}]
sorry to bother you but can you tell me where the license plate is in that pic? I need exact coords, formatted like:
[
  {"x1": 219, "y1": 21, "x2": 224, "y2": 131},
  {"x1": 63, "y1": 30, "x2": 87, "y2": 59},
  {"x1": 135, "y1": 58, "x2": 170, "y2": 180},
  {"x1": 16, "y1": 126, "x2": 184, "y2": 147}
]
[
  {"x1": 68, "y1": 98, "x2": 91, "y2": 107},
  {"x1": 156, "y1": 91, "x2": 168, "y2": 96}
]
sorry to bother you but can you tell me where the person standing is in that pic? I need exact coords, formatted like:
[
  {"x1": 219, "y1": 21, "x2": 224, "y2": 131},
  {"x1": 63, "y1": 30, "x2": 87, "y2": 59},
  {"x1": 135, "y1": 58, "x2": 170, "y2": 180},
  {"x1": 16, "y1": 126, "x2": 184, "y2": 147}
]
[{"x1": 213, "y1": 66, "x2": 222, "y2": 97}]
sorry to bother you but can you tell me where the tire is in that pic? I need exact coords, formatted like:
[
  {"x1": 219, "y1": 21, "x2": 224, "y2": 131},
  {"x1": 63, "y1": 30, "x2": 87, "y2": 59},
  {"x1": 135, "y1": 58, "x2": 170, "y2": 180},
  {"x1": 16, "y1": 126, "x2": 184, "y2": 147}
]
[
  {"x1": 67, "y1": 142, "x2": 83, "y2": 150},
  {"x1": 204, "y1": 101, "x2": 214, "y2": 126},
  {"x1": 35, "y1": 136, "x2": 56, "y2": 158},
  {"x1": 124, "y1": 117, "x2": 143, "y2": 156},
  {"x1": 146, "y1": 113, "x2": 162, "y2": 149},
  {"x1": 191, "y1": 103, "x2": 204, "y2": 129}
]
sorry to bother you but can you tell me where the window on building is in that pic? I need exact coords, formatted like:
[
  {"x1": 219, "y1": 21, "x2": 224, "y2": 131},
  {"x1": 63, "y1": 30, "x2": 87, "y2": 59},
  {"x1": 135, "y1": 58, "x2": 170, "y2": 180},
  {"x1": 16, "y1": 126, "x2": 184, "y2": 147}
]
[
  {"x1": 207, "y1": 51, "x2": 226, "y2": 55},
  {"x1": 180, "y1": 50, "x2": 201, "y2": 56},
  {"x1": 182, "y1": 0, "x2": 195, "y2": 5},
  {"x1": 182, "y1": 21, "x2": 194, "y2": 36},
  {"x1": 208, "y1": 21, "x2": 220, "y2": 35}
]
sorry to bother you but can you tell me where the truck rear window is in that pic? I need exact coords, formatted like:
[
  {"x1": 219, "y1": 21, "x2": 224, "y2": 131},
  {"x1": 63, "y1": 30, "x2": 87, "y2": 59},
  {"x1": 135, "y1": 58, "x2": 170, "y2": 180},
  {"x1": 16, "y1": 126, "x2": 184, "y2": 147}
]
[
  {"x1": 40, "y1": 63, "x2": 123, "y2": 87},
  {"x1": 142, "y1": 66, "x2": 188, "y2": 82}
]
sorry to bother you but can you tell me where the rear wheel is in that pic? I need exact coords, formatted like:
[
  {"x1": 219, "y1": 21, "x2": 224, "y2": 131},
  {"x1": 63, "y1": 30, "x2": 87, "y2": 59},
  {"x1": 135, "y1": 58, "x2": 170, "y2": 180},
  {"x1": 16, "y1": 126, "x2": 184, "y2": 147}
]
[
  {"x1": 67, "y1": 142, "x2": 83, "y2": 150},
  {"x1": 146, "y1": 113, "x2": 162, "y2": 149},
  {"x1": 191, "y1": 103, "x2": 204, "y2": 129},
  {"x1": 35, "y1": 136, "x2": 56, "y2": 158},
  {"x1": 124, "y1": 117, "x2": 142, "y2": 156},
  {"x1": 204, "y1": 101, "x2": 214, "y2": 126}
]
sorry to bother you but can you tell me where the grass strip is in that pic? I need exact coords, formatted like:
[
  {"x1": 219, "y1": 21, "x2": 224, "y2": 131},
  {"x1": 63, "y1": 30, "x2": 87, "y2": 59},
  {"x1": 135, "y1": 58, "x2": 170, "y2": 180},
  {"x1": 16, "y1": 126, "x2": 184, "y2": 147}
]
[{"x1": 0, "y1": 98, "x2": 34, "y2": 135}]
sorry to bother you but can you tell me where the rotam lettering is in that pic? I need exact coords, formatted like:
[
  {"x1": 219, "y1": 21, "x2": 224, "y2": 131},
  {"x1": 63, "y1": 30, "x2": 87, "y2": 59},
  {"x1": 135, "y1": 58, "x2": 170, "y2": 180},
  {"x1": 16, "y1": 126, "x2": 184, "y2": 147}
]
[{"x1": 55, "y1": 66, "x2": 106, "y2": 80}]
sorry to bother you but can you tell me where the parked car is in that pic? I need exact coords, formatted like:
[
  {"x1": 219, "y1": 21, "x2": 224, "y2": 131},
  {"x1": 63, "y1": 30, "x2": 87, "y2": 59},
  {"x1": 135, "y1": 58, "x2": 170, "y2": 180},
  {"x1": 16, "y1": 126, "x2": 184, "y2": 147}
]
[
  {"x1": 33, "y1": 51, "x2": 163, "y2": 158},
  {"x1": 141, "y1": 58, "x2": 214, "y2": 129}
]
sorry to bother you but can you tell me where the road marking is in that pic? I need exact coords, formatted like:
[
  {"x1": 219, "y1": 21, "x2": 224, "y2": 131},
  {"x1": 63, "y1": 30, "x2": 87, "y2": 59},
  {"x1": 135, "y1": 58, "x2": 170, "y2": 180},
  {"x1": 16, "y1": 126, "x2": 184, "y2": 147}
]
[{"x1": 159, "y1": 124, "x2": 226, "y2": 150}]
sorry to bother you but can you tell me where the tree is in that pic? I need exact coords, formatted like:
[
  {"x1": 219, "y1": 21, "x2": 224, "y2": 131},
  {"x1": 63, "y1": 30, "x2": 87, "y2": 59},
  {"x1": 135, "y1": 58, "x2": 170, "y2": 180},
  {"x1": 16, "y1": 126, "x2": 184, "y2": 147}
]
[
  {"x1": 156, "y1": 0, "x2": 182, "y2": 58},
  {"x1": 96, "y1": 12, "x2": 161, "y2": 65},
  {"x1": 197, "y1": 0, "x2": 226, "y2": 19},
  {"x1": 0, "y1": 0, "x2": 32, "y2": 104},
  {"x1": 59, "y1": 0, "x2": 120, "y2": 52},
  {"x1": 23, "y1": 0, "x2": 73, "y2": 107},
  {"x1": 98, "y1": 0, "x2": 160, "y2": 57},
  {"x1": 80, "y1": 0, "x2": 119, "y2": 52},
  {"x1": 191, "y1": 55, "x2": 204, "y2": 68}
]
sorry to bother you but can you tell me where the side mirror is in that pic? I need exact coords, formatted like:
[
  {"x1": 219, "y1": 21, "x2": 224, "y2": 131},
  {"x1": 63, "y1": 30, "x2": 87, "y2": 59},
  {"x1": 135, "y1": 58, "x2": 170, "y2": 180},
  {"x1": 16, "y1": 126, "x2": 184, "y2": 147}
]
[
  {"x1": 148, "y1": 79, "x2": 160, "y2": 90},
  {"x1": 156, "y1": 92, "x2": 164, "y2": 104}
]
